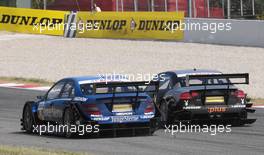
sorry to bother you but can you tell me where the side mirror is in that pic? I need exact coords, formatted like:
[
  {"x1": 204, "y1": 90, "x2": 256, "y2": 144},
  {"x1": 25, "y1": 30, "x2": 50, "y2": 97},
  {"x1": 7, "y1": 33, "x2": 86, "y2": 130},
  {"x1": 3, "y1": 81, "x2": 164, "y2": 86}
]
[{"x1": 37, "y1": 95, "x2": 44, "y2": 100}]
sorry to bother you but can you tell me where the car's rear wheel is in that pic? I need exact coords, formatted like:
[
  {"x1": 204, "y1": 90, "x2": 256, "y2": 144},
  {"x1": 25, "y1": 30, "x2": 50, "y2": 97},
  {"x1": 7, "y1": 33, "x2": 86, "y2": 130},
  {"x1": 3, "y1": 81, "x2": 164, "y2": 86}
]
[
  {"x1": 160, "y1": 101, "x2": 169, "y2": 127},
  {"x1": 231, "y1": 110, "x2": 248, "y2": 126},
  {"x1": 231, "y1": 120, "x2": 245, "y2": 127},
  {"x1": 22, "y1": 103, "x2": 34, "y2": 133},
  {"x1": 63, "y1": 108, "x2": 76, "y2": 138}
]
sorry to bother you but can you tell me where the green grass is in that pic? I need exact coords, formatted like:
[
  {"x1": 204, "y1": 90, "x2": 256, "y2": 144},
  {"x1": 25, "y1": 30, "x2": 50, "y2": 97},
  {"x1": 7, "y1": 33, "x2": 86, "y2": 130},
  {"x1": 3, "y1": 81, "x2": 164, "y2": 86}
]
[
  {"x1": 0, "y1": 77, "x2": 53, "y2": 86},
  {"x1": 0, "y1": 145, "x2": 90, "y2": 155}
]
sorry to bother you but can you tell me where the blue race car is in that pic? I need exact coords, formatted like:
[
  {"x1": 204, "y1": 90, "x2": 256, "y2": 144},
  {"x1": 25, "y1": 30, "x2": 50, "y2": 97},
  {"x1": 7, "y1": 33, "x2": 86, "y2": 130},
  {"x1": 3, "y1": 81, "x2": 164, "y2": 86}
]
[{"x1": 21, "y1": 76, "x2": 159, "y2": 138}]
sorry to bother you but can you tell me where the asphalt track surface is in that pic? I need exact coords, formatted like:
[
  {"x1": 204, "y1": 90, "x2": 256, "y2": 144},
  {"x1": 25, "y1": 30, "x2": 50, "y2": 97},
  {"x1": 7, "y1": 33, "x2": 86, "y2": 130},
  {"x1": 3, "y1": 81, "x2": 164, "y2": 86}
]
[{"x1": 0, "y1": 87, "x2": 263, "y2": 155}]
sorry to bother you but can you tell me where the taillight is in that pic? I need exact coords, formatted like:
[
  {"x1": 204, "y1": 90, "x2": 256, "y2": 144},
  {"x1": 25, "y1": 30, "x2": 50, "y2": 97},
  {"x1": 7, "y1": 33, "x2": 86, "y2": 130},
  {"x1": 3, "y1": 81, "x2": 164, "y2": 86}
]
[
  {"x1": 81, "y1": 104, "x2": 101, "y2": 115},
  {"x1": 180, "y1": 91, "x2": 199, "y2": 100},
  {"x1": 144, "y1": 99, "x2": 154, "y2": 113},
  {"x1": 234, "y1": 90, "x2": 245, "y2": 98},
  {"x1": 191, "y1": 92, "x2": 199, "y2": 97}
]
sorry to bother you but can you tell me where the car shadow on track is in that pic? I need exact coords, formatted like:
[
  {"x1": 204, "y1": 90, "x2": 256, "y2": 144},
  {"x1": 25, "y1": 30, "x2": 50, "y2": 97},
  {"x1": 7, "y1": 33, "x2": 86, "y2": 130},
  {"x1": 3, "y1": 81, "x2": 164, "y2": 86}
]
[{"x1": 10, "y1": 129, "x2": 156, "y2": 140}]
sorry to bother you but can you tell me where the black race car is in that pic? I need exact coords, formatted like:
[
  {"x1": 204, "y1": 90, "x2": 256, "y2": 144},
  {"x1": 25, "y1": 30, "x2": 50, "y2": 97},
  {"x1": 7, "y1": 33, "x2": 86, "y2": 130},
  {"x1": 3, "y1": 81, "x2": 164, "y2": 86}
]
[{"x1": 150, "y1": 69, "x2": 256, "y2": 126}]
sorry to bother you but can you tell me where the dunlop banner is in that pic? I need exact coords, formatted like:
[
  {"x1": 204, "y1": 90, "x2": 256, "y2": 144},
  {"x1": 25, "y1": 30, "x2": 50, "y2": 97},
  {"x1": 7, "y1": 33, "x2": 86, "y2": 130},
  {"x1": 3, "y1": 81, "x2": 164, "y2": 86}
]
[
  {"x1": 0, "y1": 7, "x2": 68, "y2": 36},
  {"x1": 76, "y1": 12, "x2": 184, "y2": 40}
]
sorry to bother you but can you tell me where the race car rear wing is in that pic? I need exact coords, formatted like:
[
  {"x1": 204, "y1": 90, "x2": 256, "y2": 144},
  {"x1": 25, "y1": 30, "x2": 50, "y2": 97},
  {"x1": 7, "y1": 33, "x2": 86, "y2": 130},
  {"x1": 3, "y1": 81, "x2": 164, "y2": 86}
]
[
  {"x1": 93, "y1": 81, "x2": 159, "y2": 104},
  {"x1": 186, "y1": 73, "x2": 249, "y2": 87},
  {"x1": 93, "y1": 81, "x2": 159, "y2": 94},
  {"x1": 186, "y1": 73, "x2": 250, "y2": 105}
]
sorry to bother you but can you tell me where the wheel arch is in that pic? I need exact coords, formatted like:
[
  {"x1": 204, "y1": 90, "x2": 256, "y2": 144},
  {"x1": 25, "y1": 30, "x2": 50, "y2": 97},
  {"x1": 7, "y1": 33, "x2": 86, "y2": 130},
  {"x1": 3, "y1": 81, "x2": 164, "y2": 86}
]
[
  {"x1": 62, "y1": 101, "x2": 83, "y2": 123},
  {"x1": 22, "y1": 101, "x2": 37, "y2": 119}
]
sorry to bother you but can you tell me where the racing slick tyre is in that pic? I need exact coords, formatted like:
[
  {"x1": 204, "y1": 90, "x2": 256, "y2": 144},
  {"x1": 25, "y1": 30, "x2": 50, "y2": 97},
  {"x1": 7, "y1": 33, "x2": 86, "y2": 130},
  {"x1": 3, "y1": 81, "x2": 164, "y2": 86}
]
[
  {"x1": 160, "y1": 100, "x2": 171, "y2": 127},
  {"x1": 22, "y1": 102, "x2": 35, "y2": 133},
  {"x1": 231, "y1": 111, "x2": 248, "y2": 127},
  {"x1": 63, "y1": 108, "x2": 77, "y2": 138},
  {"x1": 149, "y1": 125, "x2": 157, "y2": 135},
  {"x1": 231, "y1": 120, "x2": 245, "y2": 127}
]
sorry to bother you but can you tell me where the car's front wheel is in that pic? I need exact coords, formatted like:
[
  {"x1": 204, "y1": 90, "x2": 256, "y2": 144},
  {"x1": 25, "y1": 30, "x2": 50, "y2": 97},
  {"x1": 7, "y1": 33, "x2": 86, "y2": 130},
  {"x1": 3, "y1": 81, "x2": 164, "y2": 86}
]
[{"x1": 22, "y1": 103, "x2": 34, "y2": 133}]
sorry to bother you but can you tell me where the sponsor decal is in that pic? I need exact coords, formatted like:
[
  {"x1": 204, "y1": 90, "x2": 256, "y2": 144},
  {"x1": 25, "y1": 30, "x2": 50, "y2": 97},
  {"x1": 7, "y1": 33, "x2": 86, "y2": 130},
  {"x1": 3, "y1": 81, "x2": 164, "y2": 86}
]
[
  {"x1": 231, "y1": 105, "x2": 246, "y2": 108},
  {"x1": 73, "y1": 97, "x2": 87, "y2": 102},
  {"x1": 208, "y1": 107, "x2": 227, "y2": 113},
  {"x1": 0, "y1": 7, "x2": 68, "y2": 35},
  {"x1": 0, "y1": 14, "x2": 63, "y2": 26},
  {"x1": 91, "y1": 116, "x2": 110, "y2": 121},
  {"x1": 37, "y1": 101, "x2": 45, "y2": 110},
  {"x1": 85, "y1": 19, "x2": 126, "y2": 30},
  {"x1": 140, "y1": 114, "x2": 154, "y2": 119},
  {"x1": 112, "y1": 116, "x2": 139, "y2": 123},
  {"x1": 137, "y1": 20, "x2": 180, "y2": 31},
  {"x1": 183, "y1": 106, "x2": 202, "y2": 110},
  {"x1": 76, "y1": 12, "x2": 184, "y2": 40},
  {"x1": 115, "y1": 112, "x2": 133, "y2": 116}
]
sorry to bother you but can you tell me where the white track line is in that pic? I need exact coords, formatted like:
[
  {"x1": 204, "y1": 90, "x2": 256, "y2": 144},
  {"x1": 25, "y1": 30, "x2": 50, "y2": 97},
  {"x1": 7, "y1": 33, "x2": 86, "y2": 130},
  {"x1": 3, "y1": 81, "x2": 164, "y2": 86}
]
[
  {"x1": 0, "y1": 83, "x2": 25, "y2": 87},
  {"x1": 252, "y1": 106, "x2": 264, "y2": 109},
  {"x1": 0, "y1": 83, "x2": 50, "y2": 91},
  {"x1": 0, "y1": 34, "x2": 53, "y2": 41}
]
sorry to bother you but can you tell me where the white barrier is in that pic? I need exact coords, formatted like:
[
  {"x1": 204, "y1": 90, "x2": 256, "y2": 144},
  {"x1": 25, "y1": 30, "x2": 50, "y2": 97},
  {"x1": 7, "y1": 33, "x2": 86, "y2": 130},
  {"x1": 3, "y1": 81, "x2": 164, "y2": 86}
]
[{"x1": 184, "y1": 18, "x2": 264, "y2": 47}]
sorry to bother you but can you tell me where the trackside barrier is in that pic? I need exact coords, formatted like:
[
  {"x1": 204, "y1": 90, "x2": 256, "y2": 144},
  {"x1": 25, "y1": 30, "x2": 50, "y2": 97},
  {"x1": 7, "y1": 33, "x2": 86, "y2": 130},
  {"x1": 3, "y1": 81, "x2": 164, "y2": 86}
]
[
  {"x1": 75, "y1": 12, "x2": 184, "y2": 40},
  {"x1": 0, "y1": 7, "x2": 68, "y2": 36},
  {"x1": 1, "y1": 7, "x2": 262, "y2": 47},
  {"x1": 184, "y1": 18, "x2": 264, "y2": 47}
]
